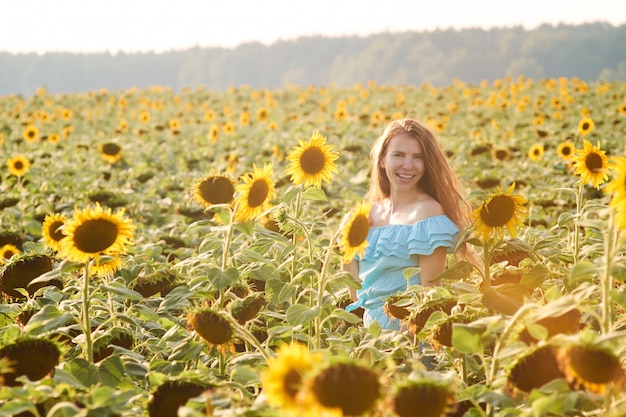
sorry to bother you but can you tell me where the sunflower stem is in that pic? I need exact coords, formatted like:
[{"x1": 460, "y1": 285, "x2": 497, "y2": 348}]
[
  {"x1": 227, "y1": 315, "x2": 271, "y2": 363},
  {"x1": 221, "y1": 207, "x2": 235, "y2": 271},
  {"x1": 482, "y1": 240, "x2": 491, "y2": 292},
  {"x1": 573, "y1": 181, "x2": 584, "y2": 264},
  {"x1": 314, "y1": 227, "x2": 341, "y2": 350},
  {"x1": 602, "y1": 208, "x2": 617, "y2": 334},
  {"x1": 290, "y1": 184, "x2": 304, "y2": 279},
  {"x1": 82, "y1": 261, "x2": 94, "y2": 363}
]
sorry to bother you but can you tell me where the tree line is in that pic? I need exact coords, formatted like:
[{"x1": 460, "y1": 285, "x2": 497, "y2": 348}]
[{"x1": 1, "y1": 22, "x2": 624, "y2": 96}]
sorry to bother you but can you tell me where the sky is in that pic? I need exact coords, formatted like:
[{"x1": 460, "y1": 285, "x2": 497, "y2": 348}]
[{"x1": 1, "y1": 0, "x2": 624, "y2": 54}]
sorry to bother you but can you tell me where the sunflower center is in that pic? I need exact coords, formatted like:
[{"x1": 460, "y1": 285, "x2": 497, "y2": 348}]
[
  {"x1": 13, "y1": 161, "x2": 24, "y2": 170},
  {"x1": 102, "y1": 143, "x2": 121, "y2": 156},
  {"x1": 480, "y1": 195, "x2": 515, "y2": 227},
  {"x1": 495, "y1": 150, "x2": 508, "y2": 160},
  {"x1": 581, "y1": 122, "x2": 590, "y2": 131},
  {"x1": 48, "y1": 221, "x2": 66, "y2": 242},
  {"x1": 73, "y1": 219, "x2": 119, "y2": 254},
  {"x1": 27, "y1": 130, "x2": 35, "y2": 138},
  {"x1": 562, "y1": 147, "x2": 572, "y2": 156},
  {"x1": 348, "y1": 215, "x2": 369, "y2": 247},
  {"x1": 247, "y1": 180, "x2": 269, "y2": 208},
  {"x1": 199, "y1": 177, "x2": 234, "y2": 204},
  {"x1": 300, "y1": 147, "x2": 326, "y2": 174},
  {"x1": 283, "y1": 369, "x2": 302, "y2": 399},
  {"x1": 585, "y1": 152, "x2": 604, "y2": 173}
]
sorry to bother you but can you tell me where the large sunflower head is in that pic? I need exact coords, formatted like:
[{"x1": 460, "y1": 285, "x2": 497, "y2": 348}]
[
  {"x1": 234, "y1": 163, "x2": 276, "y2": 223},
  {"x1": 7, "y1": 155, "x2": 30, "y2": 177},
  {"x1": 285, "y1": 132, "x2": 339, "y2": 188},
  {"x1": 261, "y1": 342, "x2": 324, "y2": 414},
  {"x1": 0, "y1": 338, "x2": 60, "y2": 386},
  {"x1": 558, "y1": 343, "x2": 625, "y2": 394},
  {"x1": 148, "y1": 380, "x2": 211, "y2": 417},
  {"x1": 470, "y1": 184, "x2": 528, "y2": 243},
  {"x1": 191, "y1": 173, "x2": 235, "y2": 208},
  {"x1": 392, "y1": 379, "x2": 456, "y2": 417},
  {"x1": 58, "y1": 203, "x2": 135, "y2": 265},
  {"x1": 506, "y1": 344, "x2": 566, "y2": 395},
  {"x1": 187, "y1": 309, "x2": 234, "y2": 354},
  {"x1": 42, "y1": 213, "x2": 67, "y2": 252},
  {"x1": 339, "y1": 201, "x2": 371, "y2": 263},
  {"x1": 572, "y1": 139, "x2": 609, "y2": 189}
]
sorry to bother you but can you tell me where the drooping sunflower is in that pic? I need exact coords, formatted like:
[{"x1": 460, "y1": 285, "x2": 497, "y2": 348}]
[
  {"x1": 506, "y1": 344, "x2": 566, "y2": 395},
  {"x1": 285, "y1": 132, "x2": 339, "y2": 188},
  {"x1": 234, "y1": 163, "x2": 276, "y2": 223},
  {"x1": 23, "y1": 126, "x2": 39, "y2": 143},
  {"x1": 261, "y1": 343, "x2": 324, "y2": 415},
  {"x1": 192, "y1": 173, "x2": 235, "y2": 208},
  {"x1": 187, "y1": 309, "x2": 234, "y2": 354},
  {"x1": 556, "y1": 140, "x2": 575, "y2": 160},
  {"x1": 471, "y1": 184, "x2": 528, "y2": 243},
  {"x1": 578, "y1": 117, "x2": 594, "y2": 136},
  {"x1": 558, "y1": 343, "x2": 625, "y2": 394},
  {"x1": 41, "y1": 213, "x2": 67, "y2": 252},
  {"x1": 0, "y1": 253, "x2": 56, "y2": 298},
  {"x1": 58, "y1": 204, "x2": 135, "y2": 265},
  {"x1": 90, "y1": 255, "x2": 123, "y2": 277},
  {"x1": 572, "y1": 139, "x2": 609, "y2": 189},
  {"x1": 0, "y1": 338, "x2": 60, "y2": 386},
  {"x1": 7, "y1": 155, "x2": 30, "y2": 177},
  {"x1": 309, "y1": 361, "x2": 381, "y2": 416},
  {"x1": 99, "y1": 142, "x2": 123, "y2": 164},
  {"x1": 338, "y1": 201, "x2": 371, "y2": 263},
  {"x1": 148, "y1": 380, "x2": 211, "y2": 417},
  {"x1": 392, "y1": 379, "x2": 456, "y2": 417},
  {"x1": 527, "y1": 143, "x2": 544, "y2": 161}
]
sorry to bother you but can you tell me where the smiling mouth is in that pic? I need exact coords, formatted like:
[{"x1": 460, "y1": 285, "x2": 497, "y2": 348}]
[{"x1": 397, "y1": 173, "x2": 415, "y2": 180}]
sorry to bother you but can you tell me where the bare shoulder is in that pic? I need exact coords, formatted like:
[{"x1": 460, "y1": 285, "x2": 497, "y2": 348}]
[
  {"x1": 369, "y1": 200, "x2": 388, "y2": 227},
  {"x1": 415, "y1": 196, "x2": 444, "y2": 220}
]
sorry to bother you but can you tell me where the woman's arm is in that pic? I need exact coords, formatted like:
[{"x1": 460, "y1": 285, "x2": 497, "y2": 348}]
[
  {"x1": 341, "y1": 259, "x2": 360, "y2": 301},
  {"x1": 417, "y1": 246, "x2": 447, "y2": 287}
]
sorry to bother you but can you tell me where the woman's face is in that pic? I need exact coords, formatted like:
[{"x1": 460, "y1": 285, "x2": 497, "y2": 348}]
[{"x1": 380, "y1": 133, "x2": 425, "y2": 194}]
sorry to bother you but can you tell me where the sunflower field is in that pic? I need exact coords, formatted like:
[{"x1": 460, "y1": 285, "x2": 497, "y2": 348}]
[{"x1": 1, "y1": 77, "x2": 626, "y2": 417}]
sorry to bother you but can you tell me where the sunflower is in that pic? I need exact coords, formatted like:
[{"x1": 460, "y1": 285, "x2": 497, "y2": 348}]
[
  {"x1": 7, "y1": 155, "x2": 30, "y2": 177},
  {"x1": 261, "y1": 343, "x2": 324, "y2": 415},
  {"x1": 60, "y1": 108, "x2": 73, "y2": 121},
  {"x1": 392, "y1": 379, "x2": 455, "y2": 417},
  {"x1": 309, "y1": 361, "x2": 381, "y2": 416},
  {"x1": 527, "y1": 143, "x2": 544, "y2": 161},
  {"x1": 234, "y1": 163, "x2": 276, "y2": 223},
  {"x1": 99, "y1": 142, "x2": 123, "y2": 164},
  {"x1": 208, "y1": 123, "x2": 219, "y2": 143},
  {"x1": 285, "y1": 132, "x2": 339, "y2": 188},
  {"x1": 47, "y1": 133, "x2": 60, "y2": 144},
  {"x1": 556, "y1": 140, "x2": 575, "y2": 160},
  {"x1": 58, "y1": 204, "x2": 135, "y2": 264},
  {"x1": 204, "y1": 109, "x2": 216, "y2": 122},
  {"x1": 607, "y1": 157, "x2": 626, "y2": 228},
  {"x1": 148, "y1": 380, "x2": 211, "y2": 417},
  {"x1": 0, "y1": 338, "x2": 60, "y2": 386},
  {"x1": 23, "y1": 126, "x2": 39, "y2": 143},
  {"x1": 191, "y1": 173, "x2": 235, "y2": 208},
  {"x1": 257, "y1": 107, "x2": 269, "y2": 122},
  {"x1": 578, "y1": 117, "x2": 594, "y2": 136},
  {"x1": 223, "y1": 121, "x2": 235, "y2": 135},
  {"x1": 0, "y1": 253, "x2": 55, "y2": 298},
  {"x1": 0, "y1": 244, "x2": 20, "y2": 261},
  {"x1": 506, "y1": 344, "x2": 566, "y2": 395},
  {"x1": 491, "y1": 147, "x2": 511, "y2": 161},
  {"x1": 139, "y1": 110, "x2": 150, "y2": 123},
  {"x1": 339, "y1": 201, "x2": 371, "y2": 263},
  {"x1": 90, "y1": 255, "x2": 123, "y2": 277},
  {"x1": 558, "y1": 344, "x2": 625, "y2": 394},
  {"x1": 42, "y1": 213, "x2": 67, "y2": 252},
  {"x1": 572, "y1": 139, "x2": 609, "y2": 189},
  {"x1": 619, "y1": 103, "x2": 626, "y2": 116},
  {"x1": 187, "y1": 309, "x2": 234, "y2": 354},
  {"x1": 168, "y1": 118, "x2": 181, "y2": 133},
  {"x1": 471, "y1": 184, "x2": 528, "y2": 243}
]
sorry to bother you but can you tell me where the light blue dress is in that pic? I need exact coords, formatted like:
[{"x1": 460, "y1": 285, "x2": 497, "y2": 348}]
[{"x1": 345, "y1": 215, "x2": 458, "y2": 330}]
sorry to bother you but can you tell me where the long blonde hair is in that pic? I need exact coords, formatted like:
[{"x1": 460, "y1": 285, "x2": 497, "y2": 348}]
[{"x1": 367, "y1": 118, "x2": 470, "y2": 234}]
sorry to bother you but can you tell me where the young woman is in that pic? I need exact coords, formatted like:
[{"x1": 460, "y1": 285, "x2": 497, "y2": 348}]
[{"x1": 343, "y1": 118, "x2": 471, "y2": 330}]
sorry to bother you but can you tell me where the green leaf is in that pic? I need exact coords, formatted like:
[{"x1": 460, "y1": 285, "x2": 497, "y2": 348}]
[
  {"x1": 452, "y1": 323, "x2": 484, "y2": 354},
  {"x1": 207, "y1": 267, "x2": 239, "y2": 290},
  {"x1": 368, "y1": 320, "x2": 382, "y2": 338},
  {"x1": 101, "y1": 283, "x2": 144, "y2": 301},
  {"x1": 230, "y1": 365, "x2": 261, "y2": 385},
  {"x1": 302, "y1": 187, "x2": 327, "y2": 201},
  {"x1": 566, "y1": 261, "x2": 597, "y2": 290},
  {"x1": 98, "y1": 356, "x2": 126, "y2": 387},
  {"x1": 402, "y1": 267, "x2": 420, "y2": 280},
  {"x1": 520, "y1": 263, "x2": 550, "y2": 290},
  {"x1": 23, "y1": 304, "x2": 74, "y2": 335},
  {"x1": 64, "y1": 358, "x2": 100, "y2": 388},
  {"x1": 286, "y1": 304, "x2": 320, "y2": 326},
  {"x1": 328, "y1": 308, "x2": 362, "y2": 324}
]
